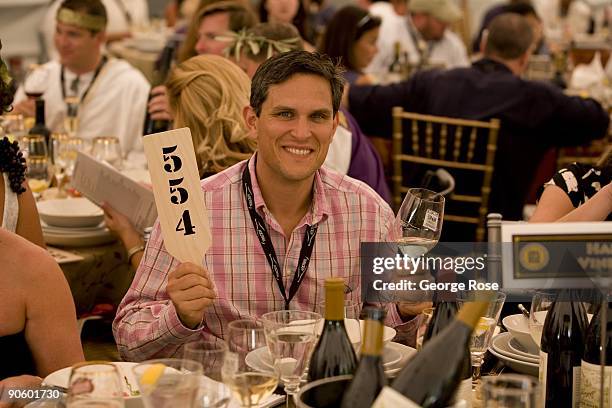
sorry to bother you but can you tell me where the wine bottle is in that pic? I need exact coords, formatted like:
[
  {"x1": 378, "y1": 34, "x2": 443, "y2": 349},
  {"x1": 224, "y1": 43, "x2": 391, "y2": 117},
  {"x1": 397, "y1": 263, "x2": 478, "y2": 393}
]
[
  {"x1": 308, "y1": 278, "x2": 357, "y2": 381},
  {"x1": 386, "y1": 41, "x2": 403, "y2": 84},
  {"x1": 143, "y1": 43, "x2": 176, "y2": 135},
  {"x1": 540, "y1": 294, "x2": 587, "y2": 408},
  {"x1": 423, "y1": 301, "x2": 472, "y2": 407},
  {"x1": 340, "y1": 307, "x2": 387, "y2": 408},
  {"x1": 28, "y1": 98, "x2": 51, "y2": 144},
  {"x1": 372, "y1": 299, "x2": 490, "y2": 408},
  {"x1": 580, "y1": 299, "x2": 612, "y2": 408}
]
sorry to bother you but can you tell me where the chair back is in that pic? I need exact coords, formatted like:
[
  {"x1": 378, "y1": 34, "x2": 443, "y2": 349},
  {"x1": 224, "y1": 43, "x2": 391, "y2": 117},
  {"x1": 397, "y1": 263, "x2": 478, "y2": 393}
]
[
  {"x1": 392, "y1": 107, "x2": 500, "y2": 241},
  {"x1": 557, "y1": 132, "x2": 612, "y2": 170}
]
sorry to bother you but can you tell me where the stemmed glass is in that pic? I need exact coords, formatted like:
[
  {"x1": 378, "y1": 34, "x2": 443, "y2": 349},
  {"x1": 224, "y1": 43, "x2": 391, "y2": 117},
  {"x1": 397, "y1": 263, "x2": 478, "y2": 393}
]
[
  {"x1": 528, "y1": 291, "x2": 556, "y2": 350},
  {"x1": 395, "y1": 188, "x2": 445, "y2": 259},
  {"x1": 316, "y1": 300, "x2": 362, "y2": 350},
  {"x1": 482, "y1": 374, "x2": 539, "y2": 407},
  {"x1": 457, "y1": 291, "x2": 506, "y2": 384},
  {"x1": 51, "y1": 132, "x2": 69, "y2": 196},
  {"x1": 183, "y1": 341, "x2": 231, "y2": 408},
  {"x1": 23, "y1": 135, "x2": 52, "y2": 194},
  {"x1": 261, "y1": 311, "x2": 322, "y2": 407},
  {"x1": 66, "y1": 361, "x2": 126, "y2": 407},
  {"x1": 92, "y1": 136, "x2": 123, "y2": 169},
  {"x1": 133, "y1": 358, "x2": 203, "y2": 408},
  {"x1": 223, "y1": 319, "x2": 280, "y2": 408},
  {"x1": 23, "y1": 64, "x2": 50, "y2": 100}
]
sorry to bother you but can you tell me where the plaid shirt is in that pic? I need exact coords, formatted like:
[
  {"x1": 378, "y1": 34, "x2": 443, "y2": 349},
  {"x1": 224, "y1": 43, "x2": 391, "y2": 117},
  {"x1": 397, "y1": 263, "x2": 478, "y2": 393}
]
[{"x1": 113, "y1": 156, "x2": 417, "y2": 361}]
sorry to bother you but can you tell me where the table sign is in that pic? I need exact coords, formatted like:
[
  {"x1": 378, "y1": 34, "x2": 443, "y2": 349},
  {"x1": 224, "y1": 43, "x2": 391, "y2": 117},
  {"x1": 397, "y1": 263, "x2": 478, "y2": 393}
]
[
  {"x1": 143, "y1": 128, "x2": 211, "y2": 264},
  {"x1": 500, "y1": 222, "x2": 612, "y2": 290}
]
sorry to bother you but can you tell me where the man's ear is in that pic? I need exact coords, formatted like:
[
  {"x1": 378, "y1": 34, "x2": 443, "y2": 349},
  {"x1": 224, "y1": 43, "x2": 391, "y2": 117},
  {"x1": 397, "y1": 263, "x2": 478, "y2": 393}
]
[
  {"x1": 243, "y1": 105, "x2": 258, "y2": 140},
  {"x1": 95, "y1": 30, "x2": 107, "y2": 45}
]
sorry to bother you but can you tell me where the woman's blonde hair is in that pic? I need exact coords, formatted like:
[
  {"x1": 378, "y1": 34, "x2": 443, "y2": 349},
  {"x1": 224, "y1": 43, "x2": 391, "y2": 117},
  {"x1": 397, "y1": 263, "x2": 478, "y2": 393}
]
[{"x1": 166, "y1": 54, "x2": 256, "y2": 176}]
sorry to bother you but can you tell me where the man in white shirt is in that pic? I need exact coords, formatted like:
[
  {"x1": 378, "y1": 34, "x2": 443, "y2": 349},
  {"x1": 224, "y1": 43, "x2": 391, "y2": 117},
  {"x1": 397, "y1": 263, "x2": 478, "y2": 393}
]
[
  {"x1": 367, "y1": 0, "x2": 469, "y2": 77},
  {"x1": 13, "y1": 0, "x2": 150, "y2": 167},
  {"x1": 40, "y1": 0, "x2": 149, "y2": 61}
]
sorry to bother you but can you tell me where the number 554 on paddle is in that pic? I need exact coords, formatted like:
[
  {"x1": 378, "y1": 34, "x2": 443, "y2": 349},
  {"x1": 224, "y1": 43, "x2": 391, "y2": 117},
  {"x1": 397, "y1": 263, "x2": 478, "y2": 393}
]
[{"x1": 143, "y1": 128, "x2": 211, "y2": 264}]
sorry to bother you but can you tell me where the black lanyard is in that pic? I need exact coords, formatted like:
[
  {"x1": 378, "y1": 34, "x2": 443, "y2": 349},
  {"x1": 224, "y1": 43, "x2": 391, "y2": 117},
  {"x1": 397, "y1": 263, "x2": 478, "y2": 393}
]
[
  {"x1": 60, "y1": 55, "x2": 108, "y2": 105},
  {"x1": 242, "y1": 160, "x2": 318, "y2": 310}
]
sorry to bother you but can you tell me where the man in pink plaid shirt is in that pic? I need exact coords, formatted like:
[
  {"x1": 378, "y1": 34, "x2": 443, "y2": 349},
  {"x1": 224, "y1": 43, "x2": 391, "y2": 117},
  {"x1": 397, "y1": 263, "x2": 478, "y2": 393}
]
[{"x1": 113, "y1": 51, "x2": 422, "y2": 361}]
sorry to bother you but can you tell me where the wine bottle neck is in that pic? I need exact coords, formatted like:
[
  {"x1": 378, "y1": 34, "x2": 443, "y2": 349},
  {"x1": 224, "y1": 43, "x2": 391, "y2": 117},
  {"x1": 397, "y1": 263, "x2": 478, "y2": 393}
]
[
  {"x1": 361, "y1": 319, "x2": 384, "y2": 357},
  {"x1": 324, "y1": 284, "x2": 345, "y2": 321},
  {"x1": 35, "y1": 99, "x2": 46, "y2": 125}
]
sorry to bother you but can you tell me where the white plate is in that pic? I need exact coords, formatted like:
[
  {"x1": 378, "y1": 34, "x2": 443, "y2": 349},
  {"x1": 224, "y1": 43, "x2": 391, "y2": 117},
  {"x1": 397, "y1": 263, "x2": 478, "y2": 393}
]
[
  {"x1": 43, "y1": 362, "x2": 142, "y2": 408},
  {"x1": 489, "y1": 335, "x2": 539, "y2": 377},
  {"x1": 508, "y1": 337, "x2": 540, "y2": 360},
  {"x1": 383, "y1": 342, "x2": 417, "y2": 377},
  {"x1": 38, "y1": 198, "x2": 104, "y2": 228},
  {"x1": 43, "y1": 227, "x2": 116, "y2": 247},
  {"x1": 502, "y1": 314, "x2": 539, "y2": 355},
  {"x1": 491, "y1": 332, "x2": 539, "y2": 364}
]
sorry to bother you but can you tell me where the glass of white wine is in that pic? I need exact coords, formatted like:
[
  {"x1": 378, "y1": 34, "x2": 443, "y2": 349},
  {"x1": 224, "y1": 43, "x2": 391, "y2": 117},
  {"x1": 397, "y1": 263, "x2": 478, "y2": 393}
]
[
  {"x1": 261, "y1": 310, "x2": 321, "y2": 407},
  {"x1": 66, "y1": 362, "x2": 125, "y2": 407},
  {"x1": 51, "y1": 132, "x2": 69, "y2": 197},
  {"x1": 395, "y1": 188, "x2": 444, "y2": 259},
  {"x1": 528, "y1": 291, "x2": 556, "y2": 349},
  {"x1": 457, "y1": 291, "x2": 506, "y2": 384},
  {"x1": 223, "y1": 319, "x2": 279, "y2": 408}
]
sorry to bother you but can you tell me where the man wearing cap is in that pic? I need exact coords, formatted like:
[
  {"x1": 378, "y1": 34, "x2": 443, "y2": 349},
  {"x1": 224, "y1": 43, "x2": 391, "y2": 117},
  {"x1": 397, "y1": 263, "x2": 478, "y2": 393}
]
[
  {"x1": 13, "y1": 0, "x2": 150, "y2": 167},
  {"x1": 367, "y1": 0, "x2": 469, "y2": 78}
]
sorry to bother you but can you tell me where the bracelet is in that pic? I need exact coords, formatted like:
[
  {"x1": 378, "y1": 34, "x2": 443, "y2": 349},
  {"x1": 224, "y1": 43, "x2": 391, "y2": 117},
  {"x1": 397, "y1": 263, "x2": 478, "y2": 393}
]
[{"x1": 126, "y1": 244, "x2": 145, "y2": 263}]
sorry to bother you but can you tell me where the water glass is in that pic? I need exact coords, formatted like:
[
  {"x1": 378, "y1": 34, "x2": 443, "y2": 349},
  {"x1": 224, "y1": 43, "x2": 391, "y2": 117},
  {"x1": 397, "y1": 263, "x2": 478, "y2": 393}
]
[
  {"x1": 133, "y1": 358, "x2": 203, "y2": 408},
  {"x1": 26, "y1": 156, "x2": 52, "y2": 194},
  {"x1": 482, "y1": 374, "x2": 539, "y2": 407},
  {"x1": 395, "y1": 188, "x2": 444, "y2": 259},
  {"x1": 1, "y1": 114, "x2": 26, "y2": 141},
  {"x1": 183, "y1": 341, "x2": 231, "y2": 408},
  {"x1": 51, "y1": 132, "x2": 69, "y2": 195},
  {"x1": 66, "y1": 361, "x2": 125, "y2": 407},
  {"x1": 415, "y1": 307, "x2": 435, "y2": 350},
  {"x1": 223, "y1": 320, "x2": 279, "y2": 407},
  {"x1": 457, "y1": 291, "x2": 506, "y2": 383},
  {"x1": 261, "y1": 311, "x2": 321, "y2": 406},
  {"x1": 91, "y1": 136, "x2": 123, "y2": 169},
  {"x1": 528, "y1": 291, "x2": 556, "y2": 349}
]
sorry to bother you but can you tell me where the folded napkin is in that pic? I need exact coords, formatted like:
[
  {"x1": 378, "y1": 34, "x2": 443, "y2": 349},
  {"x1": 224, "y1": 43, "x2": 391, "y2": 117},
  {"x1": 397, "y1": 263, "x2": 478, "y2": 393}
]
[{"x1": 570, "y1": 51, "x2": 606, "y2": 90}]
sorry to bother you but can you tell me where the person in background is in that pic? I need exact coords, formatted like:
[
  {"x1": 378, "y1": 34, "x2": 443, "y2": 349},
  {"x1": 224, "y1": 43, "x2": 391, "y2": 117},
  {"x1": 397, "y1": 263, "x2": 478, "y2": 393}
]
[
  {"x1": 258, "y1": 0, "x2": 314, "y2": 47},
  {"x1": 103, "y1": 54, "x2": 256, "y2": 269},
  {"x1": 367, "y1": 0, "x2": 469, "y2": 78},
  {"x1": 531, "y1": 152, "x2": 612, "y2": 222},
  {"x1": 229, "y1": 22, "x2": 391, "y2": 201},
  {"x1": 113, "y1": 51, "x2": 418, "y2": 361},
  {"x1": 40, "y1": 0, "x2": 149, "y2": 61},
  {"x1": 349, "y1": 14, "x2": 609, "y2": 232},
  {"x1": 0, "y1": 40, "x2": 83, "y2": 406},
  {"x1": 319, "y1": 5, "x2": 381, "y2": 86},
  {"x1": 148, "y1": 1, "x2": 257, "y2": 124},
  {"x1": 12, "y1": 0, "x2": 150, "y2": 167}
]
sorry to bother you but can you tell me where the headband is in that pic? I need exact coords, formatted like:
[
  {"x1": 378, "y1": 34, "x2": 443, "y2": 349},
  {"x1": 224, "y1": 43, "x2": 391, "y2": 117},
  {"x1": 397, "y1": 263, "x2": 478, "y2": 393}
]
[
  {"x1": 57, "y1": 8, "x2": 106, "y2": 32},
  {"x1": 220, "y1": 29, "x2": 301, "y2": 62}
]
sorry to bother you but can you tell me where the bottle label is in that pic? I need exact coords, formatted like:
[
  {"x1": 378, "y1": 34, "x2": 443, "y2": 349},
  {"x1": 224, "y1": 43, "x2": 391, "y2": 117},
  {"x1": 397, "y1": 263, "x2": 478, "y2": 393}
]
[
  {"x1": 453, "y1": 378, "x2": 473, "y2": 407},
  {"x1": 580, "y1": 360, "x2": 612, "y2": 408},
  {"x1": 573, "y1": 366, "x2": 581, "y2": 407},
  {"x1": 371, "y1": 386, "x2": 421, "y2": 408},
  {"x1": 423, "y1": 209, "x2": 439, "y2": 231},
  {"x1": 539, "y1": 350, "x2": 548, "y2": 404}
]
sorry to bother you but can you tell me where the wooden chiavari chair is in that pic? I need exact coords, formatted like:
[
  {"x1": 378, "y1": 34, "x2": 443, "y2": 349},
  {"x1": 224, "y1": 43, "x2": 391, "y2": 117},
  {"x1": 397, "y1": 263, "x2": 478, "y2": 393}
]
[{"x1": 392, "y1": 107, "x2": 500, "y2": 241}]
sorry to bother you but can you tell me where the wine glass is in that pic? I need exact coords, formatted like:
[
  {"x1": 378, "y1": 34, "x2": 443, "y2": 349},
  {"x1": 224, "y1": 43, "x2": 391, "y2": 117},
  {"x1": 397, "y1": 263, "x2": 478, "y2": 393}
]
[
  {"x1": 66, "y1": 361, "x2": 126, "y2": 407},
  {"x1": 24, "y1": 135, "x2": 52, "y2": 194},
  {"x1": 482, "y1": 374, "x2": 539, "y2": 407},
  {"x1": 528, "y1": 291, "x2": 556, "y2": 349},
  {"x1": 395, "y1": 188, "x2": 445, "y2": 259},
  {"x1": 23, "y1": 64, "x2": 50, "y2": 100},
  {"x1": 91, "y1": 136, "x2": 123, "y2": 169},
  {"x1": 261, "y1": 310, "x2": 321, "y2": 407},
  {"x1": 183, "y1": 341, "x2": 232, "y2": 408},
  {"x1": 64, "y1": 97, "x2": 80, "y2": 137},
  {"x1": 415, "y1": 306, "x2": 435, "y2": 350},
  {"x1": 51, "y1": 132, "x2": 69, "y2": 196},
  {"x1": 1, "y1": 114, "x2": 26, "y2": 141},
  {"x1": 316, "y1": 300, "x2": 362, "y2": 350},
  {"x1": 133, "y1": 358, "x2": 203, "y2": 408},
  {"x1": 456, "y1": 291, "x2": 506, "y2": 384},
  {"x1": 223, "y1": 319, "x2": 280, "y2": 408}
]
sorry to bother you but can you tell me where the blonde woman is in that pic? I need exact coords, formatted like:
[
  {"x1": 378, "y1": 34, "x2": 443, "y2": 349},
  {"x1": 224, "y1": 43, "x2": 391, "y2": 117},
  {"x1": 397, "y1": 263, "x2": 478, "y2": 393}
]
[{"x1": 103, "y1": 55, "x2": 256, "y2": 268}]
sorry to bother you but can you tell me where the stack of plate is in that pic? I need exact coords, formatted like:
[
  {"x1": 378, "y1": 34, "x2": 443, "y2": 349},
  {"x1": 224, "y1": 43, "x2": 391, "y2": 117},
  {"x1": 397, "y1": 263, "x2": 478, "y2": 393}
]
[
  {"x1": 37, "y1": 198, "x2": 115, "y2": 247},
  {"x1": 488, "y1": 314, "x2": 540, "y2": 376}
]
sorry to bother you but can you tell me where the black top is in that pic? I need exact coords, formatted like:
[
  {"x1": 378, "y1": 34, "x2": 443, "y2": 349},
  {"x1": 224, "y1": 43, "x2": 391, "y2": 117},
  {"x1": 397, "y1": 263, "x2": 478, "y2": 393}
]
[
  {"x1": 349, "y1": 58, "x2": 610, "y2": 221},
  {"x1": 0, "y1": 331, "x2": 37, "y2": 379}
]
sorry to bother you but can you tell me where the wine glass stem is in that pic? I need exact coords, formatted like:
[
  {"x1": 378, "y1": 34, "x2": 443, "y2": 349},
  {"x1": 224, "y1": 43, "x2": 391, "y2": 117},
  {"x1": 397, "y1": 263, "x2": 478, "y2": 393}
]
[
  {"x1": 472, "y1": 364, "x2": 482, "y2": 383},
  {"x1": 285, "y1": 392, "x2": 296, "y2": 408}
]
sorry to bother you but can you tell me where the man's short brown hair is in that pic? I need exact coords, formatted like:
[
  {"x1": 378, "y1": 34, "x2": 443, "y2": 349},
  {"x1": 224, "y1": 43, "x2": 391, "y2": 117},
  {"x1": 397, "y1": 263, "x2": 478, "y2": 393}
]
[{"x1": 484, "y1": 13, "x2": 534, "y2": 60}]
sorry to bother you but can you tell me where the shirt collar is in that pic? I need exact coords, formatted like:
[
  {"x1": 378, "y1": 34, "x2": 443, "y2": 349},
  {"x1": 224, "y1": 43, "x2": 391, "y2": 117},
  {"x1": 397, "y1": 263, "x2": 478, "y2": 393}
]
[
  {"x1": 247, "y1": 152, "x2": 331, "y2": 227},
  {"x1": 472, "y1": 58, "x2": 513, "y2": 74}
]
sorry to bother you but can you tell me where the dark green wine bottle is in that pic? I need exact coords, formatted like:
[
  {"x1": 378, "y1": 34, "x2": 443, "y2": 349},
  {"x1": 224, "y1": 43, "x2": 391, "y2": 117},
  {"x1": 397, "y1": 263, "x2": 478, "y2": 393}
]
[
  {"x1": 340, "y1": 307, "x2": 387, "y2": 408},
  {"x1": 308, "y1": 278, "x2": 357, "y2": 381}
]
